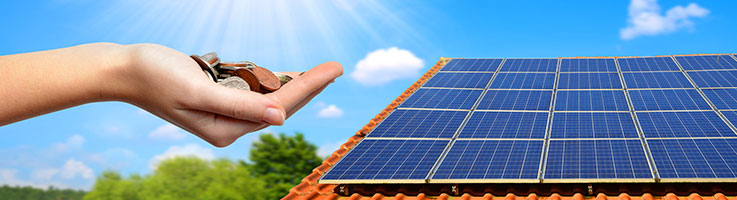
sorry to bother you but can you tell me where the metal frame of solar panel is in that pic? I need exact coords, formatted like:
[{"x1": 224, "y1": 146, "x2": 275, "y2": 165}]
[{"x1": 319, "y1": 55, "x2": 737, "y2": 184}]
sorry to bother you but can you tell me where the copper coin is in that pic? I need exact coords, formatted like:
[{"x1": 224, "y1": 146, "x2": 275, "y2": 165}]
[
  {"x1": 252, "y1": 67, "x2": 281, "y2": 92},
  {"x1": 234, "y1": 68, "x2": 261, "y2": 92}
]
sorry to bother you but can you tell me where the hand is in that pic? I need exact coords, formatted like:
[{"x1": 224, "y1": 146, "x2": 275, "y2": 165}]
[{"x1": 121, "y1": 44, "x2": 343, "y2": 147}]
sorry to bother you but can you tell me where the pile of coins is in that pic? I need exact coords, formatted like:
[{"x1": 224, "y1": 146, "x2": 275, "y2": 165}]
[{"x1": 191, "y1": 52, "x2": 294, "y2": 93}]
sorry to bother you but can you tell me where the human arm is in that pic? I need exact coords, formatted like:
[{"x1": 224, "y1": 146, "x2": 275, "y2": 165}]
[{"x1": 0, "y1": 43, "x2": 343, "y2": 147}]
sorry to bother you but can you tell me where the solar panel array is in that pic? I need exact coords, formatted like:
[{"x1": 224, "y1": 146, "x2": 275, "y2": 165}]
[{"x1": 321, "y1": 55, "x2": 737, "y2": 184}]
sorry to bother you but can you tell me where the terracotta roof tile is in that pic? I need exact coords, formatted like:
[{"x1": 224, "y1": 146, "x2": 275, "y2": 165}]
[{"x1": 283, "y1": 55, "x2": 737, "y2": 200}]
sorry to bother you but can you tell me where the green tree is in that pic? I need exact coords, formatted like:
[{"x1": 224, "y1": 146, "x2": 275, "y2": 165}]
[
  {"x1": 83, "y1": 171, "x2": 141, "y2": 200},
  {"x1": 0, "y1": 184, "x2": 86, "y2": 200},
  {"x1": 84, "y1": 157, "x2": 265, "y2": 200},
  {"x1": 248, "y1": 133, "x2": 322, "y2": 199}
]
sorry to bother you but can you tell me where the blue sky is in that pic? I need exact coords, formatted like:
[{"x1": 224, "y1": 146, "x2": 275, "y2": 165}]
[{"x1": 1, "y1": 0, "x2": 735, "y2": 190}]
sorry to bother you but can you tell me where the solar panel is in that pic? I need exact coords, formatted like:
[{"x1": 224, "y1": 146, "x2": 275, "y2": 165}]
[
  {"x1": 441, "y1": 59, "x2": 502, "y2": 72},
  {"x1": 618, "y1": 57, "x2": 680, "y2": 72},
  {"x1": 720, "y1": 111, "x2": 737, "y2": 127},
  {"x1": 432, "y1": 140, "x2": 543, "y2": 181},
  {"x1": 550, "y1": 112, "x2": 639, "y2": 138},
  {"x1": 636, "y1": 111, "x2": 735, "y2": 138},
  {"x1": 489, "y1": 73, "x2": 555, "y2": 89},
  {"x1": 554, "y1": 90, "x2": 629, "y2": 111},
  {"x1": 622, "y1": 72, "x2": 693, "y2": 89},
  {"x1": 560, "y1": 58, "x2": 617, "y2": 72},
  {"x1": 399, "y1": 88, "x2": 482, "y2": 110},
  {"x1": 322, "y1": 55, "x2": 737, "y2": 184},
  {"x1": 457, "y1": 111, "x2": 548, "y2": 139},
  {"x1": 557, "y1": 73, "x2": 622, "y2": 89},
  {"x1": 702, "y1": 89, "x2": 737, "y2": 109},
  {"x1": 628, "y1": 89, "x2": 711, "y2": 111},
  {"x1": 422, "y1": 72, "x2": 493, "y2": 89},
  {"x1": 687, "y1": 71, "x2": 737, "y2": 88},
  {"x1": 648, "y1": 138, "x2": 737, "y2": 179},
  {"x1": 476, "y1": 90, "x2": 552, "y2": 111},
  {"x1": 500, "y1": 58, "x2": 558, "y2": 72},
  {"x1": 320, "y1": 139, "x2": 448, "y2": 182},
  {"x1": 675, "y1": 55, "x2": 737, "y2": 70},
  {"x1": 544, "y1": 140, "x2": 652, "y2": 179},
  {"x1": 366, "y1": 110, "x2": 469, "y2": 138}
]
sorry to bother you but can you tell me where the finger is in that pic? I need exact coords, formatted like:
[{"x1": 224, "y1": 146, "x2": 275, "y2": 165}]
[
  {"x1": 278, "y1": 72, "x2": 301, "y2": 77},
  {"x1": 190, "y1": 83, "x2": 287, "y2": 125},
  {"x1": 287, "y1": 82, "x2": 329, "y2": 117},
  {"x1": 269, "y1": 62, "x2": 342, "y2": 110},
  {"x1": 252, "y1": 82, "x2": 330, "y2": 131},
  {"x1": 170, "y1": 108, "x2": 265, "y2": 147}
]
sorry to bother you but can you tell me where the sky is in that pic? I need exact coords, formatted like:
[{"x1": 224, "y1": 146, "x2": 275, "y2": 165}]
[{"x1": 0, "y1": 0, "x2": 735, "y2": 190}]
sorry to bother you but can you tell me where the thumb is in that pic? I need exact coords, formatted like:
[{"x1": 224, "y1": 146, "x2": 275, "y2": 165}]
[{"x1": 191, "y1": 83, "x2": 286, "y2": 125}]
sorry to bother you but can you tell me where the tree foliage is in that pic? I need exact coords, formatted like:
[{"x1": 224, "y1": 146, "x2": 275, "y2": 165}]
[
  {"x1": 84, "y1": 157, "x2": 265, "y2": 200},
  {"x1": 83, "y1": 132, "x2": 322, "y2": 199},
  {"x1": 0, "y1": 185, "x2": 86, "y2": 200},
  {"x1": 247, "y1": 133, "x2": 322, "y2": 199}
]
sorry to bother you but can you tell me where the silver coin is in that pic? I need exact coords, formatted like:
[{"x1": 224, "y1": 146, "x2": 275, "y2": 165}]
[
  {"x1": 273, "y1": 72, "x2": 293, "y2": 86},
  {"x1": 190, "y1": 53, "x2": 220, "y2": 82},
  {"x1": 217, "y1": 76, "x2": 251, "y2": 91}
]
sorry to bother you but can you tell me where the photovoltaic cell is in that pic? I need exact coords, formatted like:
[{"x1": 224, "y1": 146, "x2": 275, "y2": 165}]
[
  {"x1": 500, "y1": 58, "x2": 558, "y2": 72},
  {"x1": 489, "y1": 73, "x2": 555, "y2": 89},
  {"x1": 554, "y1": 90, "x2": 629, "y2": 111},
  {"x1": 688, "y1": 71, "x2": 737, "y2": 88},
  {"x1": 457, "y1": 111, "x2": 548, "y2": 139},
  {"x1": 422, "y1": 72, "x2": 493, "y2": 89},
  {"x1": 618, "y1": 57, "x2": 680, "y2": 71},
  {"x1": 622, "y1": 72, "x2": 693, "y2": 89},
  {"x1": 720, "y1": 111, "x2": 737, "y2": 127},
  {"x1": 545, "y1": 140, "x2": 652, "y2": 179},
  {"x1": 441, "y1": 59, "x2": 502, "y2": 72},
  {"x1": 702, "y1": 89, "x2": 737, "y2": 109},
  {"x1": 560, "y1": 58, "x2": 617, "y2": 72},
  {"x1": 367, "y1": 110, "x2": 469, "y2": 138},
  {"x1": 637, "y1": 111, "x2": 735, "y2": 138},
  {"x1": 550, "y1": 112, "x2": 638, "y2": 138},
  {"x1": 399, "y1": 89, "x2": 482, "y2": 110},
  {"x1": 557, "y1": 73, "x2": 622, "y2": 89},
  {"x1": 321, "y1": 139, "x2": 448, "y2": 181},
  {"x1": 676, "y1": 55, "x2": 737, "y2": 70},
  {"x1": 477, "y1": 90, "x2": 552, "y2": 111},
  {"x1": 432, "y1": 140, "x2": 543, "y2": 180},
  {"x1": 648, "y1": 138, "x2": 737, "y2": 179},
  {"x1": 628, "y1": 89, "x2": 710, "y2": 111}
]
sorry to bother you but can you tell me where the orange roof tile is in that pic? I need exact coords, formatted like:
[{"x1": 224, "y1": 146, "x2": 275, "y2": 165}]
[{"x1": 283, "y1": 56, "x2": 737, "y2": 200}]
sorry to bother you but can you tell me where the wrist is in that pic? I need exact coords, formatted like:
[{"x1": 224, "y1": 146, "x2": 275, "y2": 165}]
[{"x1": 85, "y1": 43, "x2": 137, "y2": 103}]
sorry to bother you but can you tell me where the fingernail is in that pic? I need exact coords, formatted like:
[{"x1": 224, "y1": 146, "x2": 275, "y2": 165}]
[{"x1": 263, "y1": 107, "x2": 285, "y2": 125}]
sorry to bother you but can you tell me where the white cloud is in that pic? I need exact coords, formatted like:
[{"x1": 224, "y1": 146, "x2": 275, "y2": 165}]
[
  {"x1": 148, "y1": 124, "x2": 187, "y2": 140},
  {"x1": 149, "y1": 143, "x2": 215, "y2": 170},
  {"x1": 31, "y1": 169, "x2": 59, "y2": 181},
  {"x1": 0, "y1": 168, "x2": 35, "y2": 188},
  {"x1": 317, "y1": 105, "x2": 344, "y2": 118},
  {"x1": 0, "y1": 159, "x2": 94, "y2": 190},
  {"x1": 620, "y1": 0, "x2": 709, "y2": 40},
  {"x1": 52, "y1": 134, "x2": 85, "y2": 152},
  {"x1": 59, "y1": 159, "x2": 94, "y2": 179},
  {"x1": 88, "y1": 148, "x2": 136, "y2": 169},
  {"x1": 351, "y1": 47, "x2": 424, "y2": 86},
  {"x1": 317, "y1": 140, "x2": 345, "y2": 157}
]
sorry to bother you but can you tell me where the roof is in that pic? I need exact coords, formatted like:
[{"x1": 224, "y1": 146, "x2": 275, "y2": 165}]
[{"x1": 284, "y1": 54, "x2": 737, "y2": 200}]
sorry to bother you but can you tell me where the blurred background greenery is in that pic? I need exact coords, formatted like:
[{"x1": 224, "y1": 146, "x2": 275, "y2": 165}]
[{"x1": 0, "y1": 133, "x2": 322, "y2": 200}]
